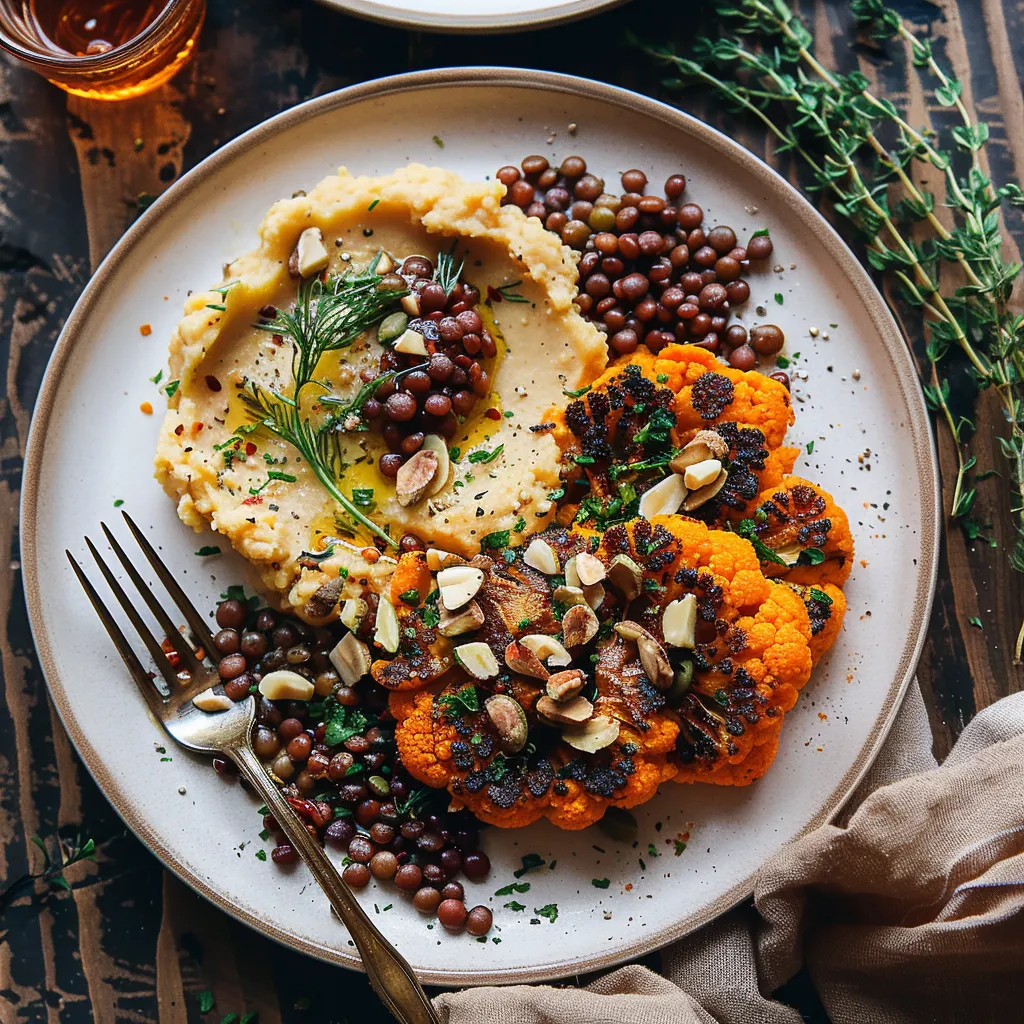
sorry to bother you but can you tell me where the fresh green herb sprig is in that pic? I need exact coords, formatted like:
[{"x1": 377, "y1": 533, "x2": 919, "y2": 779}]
[
  {"x1": 433, "y1": 241, "x2": 464, "y2": 297},
  {"x1": 636, "y1": 0, "x2": 1024, "y2": 656},
  {"x1": 0, "y1": 834, "x2": 96, "y2": 914}
]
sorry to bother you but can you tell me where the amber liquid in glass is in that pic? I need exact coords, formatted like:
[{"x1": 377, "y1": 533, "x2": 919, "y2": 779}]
[{"x1": 27, "y1": 0, "x2": 165, "y2": 56}]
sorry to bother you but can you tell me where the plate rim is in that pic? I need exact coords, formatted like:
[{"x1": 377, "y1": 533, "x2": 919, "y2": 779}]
[
  {"x1": 312, "y1": 0, "x2": 626, "y2": 33},
  {"x1": 20, "y1": 66, "x2": 941, "y2": 985}
]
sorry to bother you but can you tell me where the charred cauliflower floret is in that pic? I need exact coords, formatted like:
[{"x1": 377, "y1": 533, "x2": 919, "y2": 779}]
[{"x1": 787, "y1": 581, "x2": 846, "y2": 665}]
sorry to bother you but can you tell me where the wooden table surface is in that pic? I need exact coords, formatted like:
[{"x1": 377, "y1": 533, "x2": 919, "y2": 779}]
[{"x1": 2, "y1": 1, "x2": 1021, "y2": 1020}]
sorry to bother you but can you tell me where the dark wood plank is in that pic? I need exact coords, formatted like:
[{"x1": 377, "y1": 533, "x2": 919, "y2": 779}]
[{"x1": 1, "y1": 1, "x2": 1022, "y2": 1021}]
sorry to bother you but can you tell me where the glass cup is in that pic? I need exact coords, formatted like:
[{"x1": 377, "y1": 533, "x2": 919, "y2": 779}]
[{"x1": 0, "y1": 0, "x2": 204, "y2": 100}]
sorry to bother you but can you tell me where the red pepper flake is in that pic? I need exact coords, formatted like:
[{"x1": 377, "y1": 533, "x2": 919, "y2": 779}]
[
  {"x1": 139, "y1": 323, "x2": 152, "y2": 336},
  {"x1": 139, "y1": 401, "x2": 153, "y2": 415},
  {"x1": 485, "y1": 407, "x2": 501, "y2": 421},
  {"x1": 487, "y1": 285, "x2": 503, "y2": 303},
  {"x1": 271, "y1": 333, "x2": 284, "y2": 346},
  {"x1": 245, "y1": 442, "x2": 257, "y2": 456},
  {"x1": 205, "y1": 375, "x2": 222, "y2": 392},
  {"x1": 191, "y1": 422, "x2": 204, "y2": 435},
  {"x1": 242, "y1": 495, "x2": 263, "y2": 506},
  {"x1": 174, "y1": 423, "x2": 184, "y2": 436}
]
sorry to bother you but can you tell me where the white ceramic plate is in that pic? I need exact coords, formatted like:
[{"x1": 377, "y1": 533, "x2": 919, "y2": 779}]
[
  {"x1": 317, "y1": 0, "x2": 623, "y2": 33},
  {"x1": 22, "y1": 69, "x2": 939, "y2": 985}
]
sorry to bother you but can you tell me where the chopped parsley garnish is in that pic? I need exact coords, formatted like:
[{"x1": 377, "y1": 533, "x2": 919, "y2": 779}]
[
  {"x1": 494, "y1": 881, "x2": 531, "y2": 895},
  {"x1": 322, "y1": 697, "x2": 371, "y2": 747},
  {"x1": 534, "y1": 903, "x2": 558, "y2": 923},
  {"x1": 481, "y1": 530, "x2": 510, "y2": 549},
  {"x1": 368, "y1": 199, "x2": 380, "y2": 211},
  {"x1": 164, "y1": 379, "x2": 180, "y2": 397},
  {"x1": 969, "y1": 615, "x2": 983, "y2": 629},
  {"x1": 516, "y1": 617, "x2": 530, "y2": 631},
  {"x1": 736, "y1": 519, "x2": 789, "y2": 566},
  {"x1": 774, "y1": 292, "x2": 784, "y2": 305},
  {"x1": 468, "y1": 444, "x2": 504, "y2": 464},
  {"x1": 632, "y1": 406, "x2": 676, "y2": 450},
  {"x1": 197, "y1": 990, "x2": 215, "y2": 1013},
  {"x1": 448, "y1": 446, "x2": 461, "y2": 461},
  {"x1": 656, "y1": 373, "x2": 669, "y2": 383},
  {"x1": 806, "y1": 440, "x2": 815, "y2": 454},
  {"x1": 504, "y1": 901, "x2": 527, "y2": 911},
  {"x1": 432, "y1": 135, "x2": 444, "y2": 148},
  {"x1": 113, "y1": 499, "x2": 124, "y2": 507},
  {"x1": 195, "y1": 545, "x2": 221, "y2": 557},
  {"x1": 548, "y1": 488, "x2": 565, "y2": 501},
  {"x1": 591, "y1": 878, "x2": 611, "y2": 889},
  {"x1": 513, "y1": 516, "x2": 527, "y2": 532},
  {"x1": 775, "y1": 355, "x2": 791, "y2": 368},
  {"x1": 351, "y1": 487, "x2": 375, "y2": 508},
  {"x1": 513, "y1": 853, "x2": 546, "y2": 878},
  {"x1": 398, "y1": 589, "x2": 420, "y2": 605},
  {"x1": 562, "y1": 384, "x2": 591, "y2": 398},
  {"x1": 809, "y1": 587, "x2": 833, "y2": 607},
  {"x1": 248, "y1": 469, "x2": 297, "y2": 496},
  {"x1": 437, "y1": 685, "x2": 480, "y2": 715},
  {"x1": 149, "y1": 369, "x2": 163, "y2": 385},
  {"x1": 799, "y1": 547, "x2": 826, "y2": 566},
  {"x1": 255, "y1": 849, "x2": 267, "y2": 862},
  {"x1": 674, "y1": 839, "x2": 688, "y2": 855},
  {"x1": 422, "y1": 588, "x2": 441, "y2": 628},
  {"x1": 752, "y1": 227, "x2": 771, "y2": 238}
]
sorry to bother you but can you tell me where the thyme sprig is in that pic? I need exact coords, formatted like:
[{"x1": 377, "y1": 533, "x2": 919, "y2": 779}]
[
  {"x1": 241, "y1": 383, "x2": 395, "y2": 547},
  {"x1": 636, "y1": 0, "x2": 1024, "y2": 656},
  {"x1": 0, "y1": 834, "x2": 96, "y2": 914}
]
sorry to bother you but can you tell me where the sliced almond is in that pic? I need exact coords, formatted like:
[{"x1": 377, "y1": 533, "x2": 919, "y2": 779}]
[
  {"x1": 438, "y1": 599, "x2": 485, "y2": 637},
  {"x1": 546, "y1": 668, "x2": 586, "y2": 702},
  {"x1": 614, "y1": 620, "x2": 657, "y2": 643},
  {"x1": 583, "y1": 582, "x2": 606, "y2": 611},
  {"x1": 329, "y1": 631, "x2": 373, "y2": 686},
  {"x1": 574, "y1": 551, "x2": 607, "y2": 586},
  {"x1": 553, "y1": 584, "x2": 586, "y2": 607},
  {"x1": 562, "y1": 715, "x2": 620, "y2": 753},
  {"x1": 375, "y1": 252, "x2": 394, "y2": 275},
  {"x1": 421, "y1": 435, "x2": 451, "y2": 496},
  {"x1": 396, "y1": 449, "x2": 439, "y2": 507},
  {"x1": 304, "y1": 575, "x2": 344, "y2": 619},
  {"x1": 683, "y1": 458, "x2": 723, "y2": 491},
  {"x1": 374, "y1": 596, "x2": 400, "y2": 653},
  {"x1": 608, "y1": 554, "x2": 643, "y2": 601},
  {"x1": 523, "y1": 537, "x2": 560, "y2": 575},
  {"x1": 638, "y1": 635, "x2": 673, "y2": 690},
  {"x1": 505, "y1": 639, "x2": 550, "y2": 681},
  {"x1": 662, "y1": 594, "x2": 697, "y2": 649},
  {"x1": 564, "y1": 555, "x2": 582, "y2": 589},
  {"x1": 485, "y1": 694, "x2": 528, "y2": 753},
  {"x1": 454, "y1": 641, "x2": 500, "y2": 680},
  {"x1": 637, "y1": 473, "x2": 688, "y2": 519},
  {"x1": 537, "y1": 694, "x2": 594, "y2": 726},
  {"x1": 296, "y1": 227, "x2": 329, "y2": 277},
  {"x1": 193, "y1": 688, "x2": 233, "y2": 712},
  {"x1": 437, "y1": 565, "x2": 485, "y2": 610},
  {"x1": 681, "y1": 468, "x2": 729, "y2": 512},
  {"x1": 426, "y1": 547, "x2": 466, "y2": 571},
  {"x1": 670, "y1": 429, "x2": 728, "y2": 473},
  {"x1": 561, "y1": 603, "x2": 599, "y2": 647},
  {"x1": 772, "y1": 541, "x2": 802, "y2": 566},
  {"x1": 394, "y1": 328, "x2": 429, "y2": 356},
  {"x1": 258, "y1": 669, "x2": 315, "y2": 702},
  {"x1": 520, "y1": 633, "x2": 572, "y2": 667},
  {"x1": 340, "y1": 597, "x2": 368, "y2": 631},
  {"x1": 401, "y1": 293, "x2": 421, "y2": 317}
]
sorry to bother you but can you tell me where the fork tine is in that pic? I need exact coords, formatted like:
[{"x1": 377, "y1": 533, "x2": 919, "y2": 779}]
[
  {"x1": 100, "y1": 522, "x2": 202, "y2": 673},
  {"x1": 67, "y1": 550, "x2": 167, "y2": 717},
  {"x1": 85, "y1": 536, "x2": 180, "y2": 689},
  {"x1": 121, "y1": 511, "x2": 219, "y2": 662}
]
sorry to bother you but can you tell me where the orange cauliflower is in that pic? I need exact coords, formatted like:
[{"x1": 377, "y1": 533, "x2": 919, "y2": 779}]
[{"x1": 787, "y1": 582, "x2": 846, "y2": 665}]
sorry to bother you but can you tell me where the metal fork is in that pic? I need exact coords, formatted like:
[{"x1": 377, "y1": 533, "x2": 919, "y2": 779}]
[{"x1": 67, "y1": 511, "x2": 439, "y2": 1024}]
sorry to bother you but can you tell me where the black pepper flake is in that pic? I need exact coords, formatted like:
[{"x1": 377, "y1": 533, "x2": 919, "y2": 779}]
[{"x1": 529, "y1": 422, "x2": 556, "y2": 433}]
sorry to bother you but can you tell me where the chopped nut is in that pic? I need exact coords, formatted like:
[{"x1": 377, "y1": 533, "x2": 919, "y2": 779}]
[
  {"x1": 375, "y1": 252, "x2": 394, "y2": 275},
  {"x1": 537, "y1": 694, "x2": 594, "y2": 726},
  {"x1": 258, "y1": 669, "x2": 315, "y2": 701},
  {"x1": 546, "y1": 668, "x2": 586, "y2": 702},
  {"x1": 662, "y1": 594, "x2": 697, "y2": 649},
  {"x1": 520, "y1": 633, "x2": 572, "y2": 667},
  {"x1": 394, "y1": 328, "x2": 429, "y2": 356},
  {"x1": 638, "y1": 635, "x2": 673, "y2": 690},
  {"x1": 437, "y1": 564, "x2": 484, "y2": 610},
  {"x1": 426, "y1": 547, "x2": 466, "y2": 571},
  {"x1": 396, "y1": 449, "x2": 439, "y2": 507},
  {"x1": 438, "y1": 599, "x2": 485, "y2": 637},
  {"x1": 561, "y1": 603, "x2": 599, "y2": 647},
  {"x1": 295, "y1": 227, "x2": 329, "y2": 278},
  {"x1": 485, "y1": 694, "x2": 528, "y2": 753},
  {"x1": 683, "y1": 458, "x2": 723, "y2": 491},
  {"x1": 670, "y1": 429, "x2": 729, "y2": 476},
  {"x1": 401, "y1": 293, "x2": 421, "y2": 317},
  {"x1": 523, "y1": 537, "x2": 560, "y2": 575},
  {"x1": 193, "y1": 688, "x2": 233, "y2": 712},
  {"x1": 421, "y1": 434, "x2": 451, "y2": 496},
  {"x1": 583, "y1": 582, "x2": 606, "y2": 611},
  {"x1": 304, "y1": 575, "x2": 344, "y2": 619},
  {"x1": 329, "y1": 631, "x2": 372, "y2": 685},
  {"x1": 340, "y1": 597, "x2": 368, "y2": 631},
  {"x1": 505, "y1": 639, "x2": 550, "y2": 680},
  {"x1": 608, "y1": 554, "x2": 643, "y2": 600},
  {"x1": 614, "y1": 619, "x2": 656, "y2": 642},
  {"x1": 637, "y1": 474, "x2": 687, "y2": 519},
  {"x1": 374, "y1": 596, "x2": 400, "y2": 653},
  {"x1": 562, "y1": 715, "x2": 620, "y2": 753},
  {"x1": 563, "y1": 555, "x2": 581, "y2": 589},
  {"x1": 552, "y1": 584, "x2": 586, "y2": 607},
  {"x1": 574, "y1": 552, "x2": 607, "y2": 586},
  {"x1": 681, "y1": 469, "x2": 728, "y2": 512},
  {"x1": 454, "y1": 641, "x2": 500, "y2": 679}
]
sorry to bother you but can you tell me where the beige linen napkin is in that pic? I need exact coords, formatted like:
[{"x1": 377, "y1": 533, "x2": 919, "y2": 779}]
[{"x1": 435, "y1": 682, "x2": 1024, "y2": 1023}]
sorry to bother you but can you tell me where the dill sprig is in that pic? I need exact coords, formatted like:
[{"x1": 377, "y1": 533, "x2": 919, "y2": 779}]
[
  {"x1": 254, "y1": 255, "x2": 408, "y2": 390},
  {"x1": 634, "y1": 0, "x2": 1024, "y2": 656},
  {"x1": 241, "y1": 382, "x2": 395, "y2": 547}
]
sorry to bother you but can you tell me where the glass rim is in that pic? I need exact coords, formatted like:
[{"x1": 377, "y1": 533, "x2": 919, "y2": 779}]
[{"x1": 0, "y1": 0, "x2": 191, "y2": 70}]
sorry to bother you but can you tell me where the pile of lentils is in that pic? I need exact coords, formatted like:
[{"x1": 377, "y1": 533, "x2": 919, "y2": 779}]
[
  {"x1": 207, "y1": 593, "x2": 494, "y2": 938},
  {"x1": 358, "y1": 258, "x2": 499, "y2": 481},
  {"x1": 495, "y1": 154, "x2": 788, "y2": 380}
]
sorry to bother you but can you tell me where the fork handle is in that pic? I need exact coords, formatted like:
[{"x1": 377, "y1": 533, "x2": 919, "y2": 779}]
[{"x1": 226, "y1": 742, "x2": 441, "y2": 1024}]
